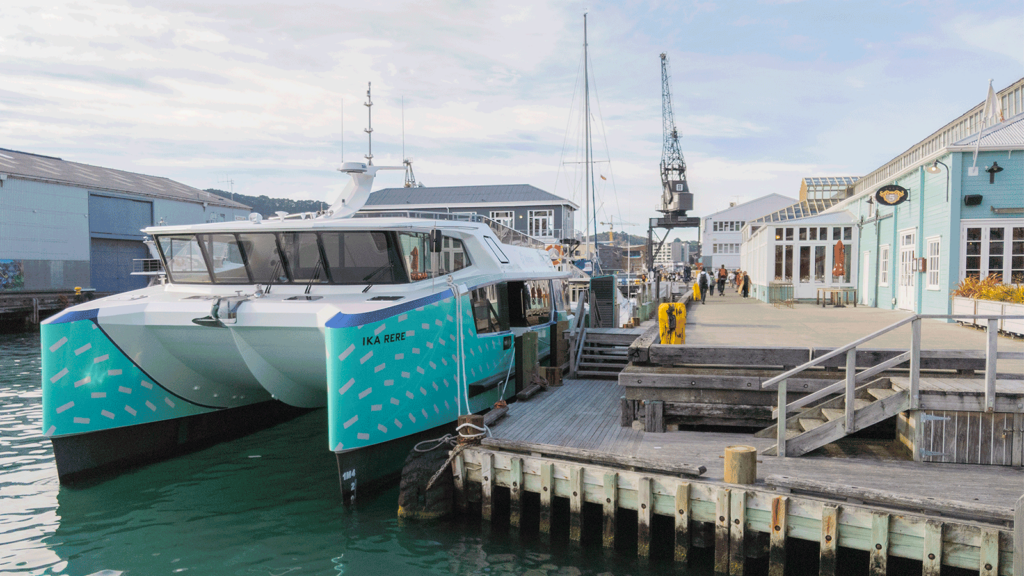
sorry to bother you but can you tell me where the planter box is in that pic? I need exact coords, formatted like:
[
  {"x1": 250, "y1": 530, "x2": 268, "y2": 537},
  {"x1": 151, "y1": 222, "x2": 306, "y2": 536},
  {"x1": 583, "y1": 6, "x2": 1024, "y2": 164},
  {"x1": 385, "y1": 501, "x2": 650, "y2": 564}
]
[
  {"x1": 1005, "y1": 302, "x2": 1024, "y2": 337},
  {"x1": 976, "y1": 300, "x2": 1004, "y2": 331},
  {"x1": 951, "y1": 297, "x2": 977, "y2": 325}
]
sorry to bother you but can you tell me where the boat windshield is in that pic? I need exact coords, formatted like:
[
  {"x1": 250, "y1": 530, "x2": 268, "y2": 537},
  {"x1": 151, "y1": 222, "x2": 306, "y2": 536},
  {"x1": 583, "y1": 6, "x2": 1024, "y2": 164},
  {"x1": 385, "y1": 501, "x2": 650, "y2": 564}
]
[{"x1": 154, "y1": 231, "x2": 470, "y2": 285}]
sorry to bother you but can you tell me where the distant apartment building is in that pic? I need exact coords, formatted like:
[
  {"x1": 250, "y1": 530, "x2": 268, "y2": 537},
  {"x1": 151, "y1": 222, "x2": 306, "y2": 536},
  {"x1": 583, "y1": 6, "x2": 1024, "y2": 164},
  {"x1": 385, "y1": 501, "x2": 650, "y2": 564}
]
[{"x1": 653, "y1": 238, "x2": 686, "y2": 267}]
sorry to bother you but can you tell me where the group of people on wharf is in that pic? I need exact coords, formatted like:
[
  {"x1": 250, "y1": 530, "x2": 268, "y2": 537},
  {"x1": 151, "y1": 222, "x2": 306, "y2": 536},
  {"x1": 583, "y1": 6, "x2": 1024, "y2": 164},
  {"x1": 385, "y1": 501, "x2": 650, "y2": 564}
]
[{"x1": 696, "y1": 264, "x2": 750, "y2": 304}]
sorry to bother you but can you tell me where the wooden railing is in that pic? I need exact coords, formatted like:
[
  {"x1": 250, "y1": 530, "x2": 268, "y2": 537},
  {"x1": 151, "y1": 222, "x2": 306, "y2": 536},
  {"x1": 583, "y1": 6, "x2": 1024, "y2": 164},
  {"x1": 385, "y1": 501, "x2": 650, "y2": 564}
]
[{"x1": 761, "y1": 313, "x2": 1024, "y2": 457}]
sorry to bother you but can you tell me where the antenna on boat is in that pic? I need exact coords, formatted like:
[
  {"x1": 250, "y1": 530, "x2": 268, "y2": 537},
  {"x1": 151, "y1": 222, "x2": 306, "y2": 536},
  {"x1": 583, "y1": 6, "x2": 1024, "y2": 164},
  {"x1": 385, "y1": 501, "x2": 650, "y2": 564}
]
[{"x1": 364, "y1": 82, "x2": 374, "y2": 166}]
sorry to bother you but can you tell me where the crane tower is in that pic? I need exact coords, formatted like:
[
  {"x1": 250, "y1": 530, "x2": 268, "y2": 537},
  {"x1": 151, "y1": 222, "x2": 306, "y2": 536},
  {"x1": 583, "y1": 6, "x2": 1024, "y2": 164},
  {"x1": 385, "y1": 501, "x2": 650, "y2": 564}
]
[{"x1": 658, "y1": 53, "x2": 693, "y2": 215}]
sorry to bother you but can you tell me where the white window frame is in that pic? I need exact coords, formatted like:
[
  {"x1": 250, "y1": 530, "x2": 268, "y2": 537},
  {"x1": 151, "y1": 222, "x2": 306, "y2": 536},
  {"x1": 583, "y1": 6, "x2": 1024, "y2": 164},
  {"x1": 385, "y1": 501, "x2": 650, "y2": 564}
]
[
  {"x1": 959, "y1": 219, "x2": 1024, "y2": 284},
  {"x1": 489, "y1": 210, "x2": 514, "y2": 229},
  {"x1": 527, "y1": 209, "x2": 555, "y2": 238},
  {"x1": 926, "y1": 236, "x2": 941, "y2": 290},
  {"x1": 879, "y1": 244, "x2": 890, "y2": 287}
]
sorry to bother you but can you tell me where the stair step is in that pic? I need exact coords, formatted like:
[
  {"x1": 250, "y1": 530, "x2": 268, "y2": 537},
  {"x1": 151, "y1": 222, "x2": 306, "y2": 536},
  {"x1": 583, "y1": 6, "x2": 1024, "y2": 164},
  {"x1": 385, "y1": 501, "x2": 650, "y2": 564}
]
[
  {"x1": 852, "y1": 398, "x2": 870, "y2": 410},
  {"x1": 798, "y1": 418, "x2": 827, "y2": 432},
  {"x1": 867, "y1": 388, "x2": 897, "y2": 401},
  {"x1": 821, "y1": 408, "x2": 845, "y2": 421}
]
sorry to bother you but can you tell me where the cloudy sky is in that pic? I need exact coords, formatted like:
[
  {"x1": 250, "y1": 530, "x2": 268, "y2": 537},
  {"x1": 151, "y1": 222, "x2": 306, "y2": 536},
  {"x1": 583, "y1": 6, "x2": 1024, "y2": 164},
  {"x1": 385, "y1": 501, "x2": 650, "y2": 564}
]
[{"x1": 2, "y1": 0, "x2": 1022, "y2": 241}]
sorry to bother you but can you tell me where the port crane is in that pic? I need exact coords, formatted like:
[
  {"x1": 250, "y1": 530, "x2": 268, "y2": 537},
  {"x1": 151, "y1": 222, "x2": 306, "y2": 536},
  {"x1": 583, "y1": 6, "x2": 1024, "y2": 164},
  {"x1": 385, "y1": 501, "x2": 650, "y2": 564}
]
[
  {"x1": 647, "y1": 53, "x2": 701, "y2": 271},
  {"x1": 599, "y1": 216, "x2": 638, "y2": 242}
]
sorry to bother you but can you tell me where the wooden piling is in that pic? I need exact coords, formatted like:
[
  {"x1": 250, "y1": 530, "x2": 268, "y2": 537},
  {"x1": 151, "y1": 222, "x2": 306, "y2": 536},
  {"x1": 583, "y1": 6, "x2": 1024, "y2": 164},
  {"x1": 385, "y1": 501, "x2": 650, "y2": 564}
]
[
  {"x1": 638, "y1": 477, "x2": 652, "y2": 558},
  {"x1": 602, "y1": 472, "x2": 618, "y2": 549},
  {"x1": 539, "y1": 462, "x2": 553, "y2": 537},
  {"x1": 480, "y1": 453, "x2": 494, "y2": 522},
  {"x1": 820, "y1": 504, "x2": 839, "y2": 576},
  {"x1": 509, "y1": 457, "x2": 523, "y2": 529},
  {"x1": 729, "y1": 489, "x2": 747, "y2": 575},
  {"x1": 452, "y1": 452, "x2": 467, "y2": 513},
  {"x1": 675, "y1": 482, "x2": 691, "y2": 564},
  {"x1": 980, "y1": 529, "x2": 999, "y2": 576},
  {"x1": 922, "y1": 520, "x2": 942, "y2": 576},
  {"x1": 457, "y1": 414, "x2": 485, "y2": 444},
  {"x1": 570, "y1": 466, "x2": 584, "y2": 545},
  {"x1": 715, "y1": 487, "x2": 731, "y2": 576},
  {"x1": 768, "y1": 495, "x2": 788, "y2": 576},
  {"x1": 645, "y1": 400, "x2": 664, "y2": 433},
  {"x1": 724, "y1": 445, "x2": 757, "y2": 485},
  {"x1": 869, "y1": 512, "x2": 889, "y2": 576}
]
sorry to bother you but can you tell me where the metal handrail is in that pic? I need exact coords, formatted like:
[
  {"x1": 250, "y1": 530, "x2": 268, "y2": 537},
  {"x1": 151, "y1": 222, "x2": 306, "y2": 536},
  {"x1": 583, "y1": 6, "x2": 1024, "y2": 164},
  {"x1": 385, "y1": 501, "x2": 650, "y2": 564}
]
[
  {"x1": 767, "y1": 313, "x2": 1024, "y2": 457},
  {"x1": 353, "y1": 210, "x2": 550, "y2": 249}
]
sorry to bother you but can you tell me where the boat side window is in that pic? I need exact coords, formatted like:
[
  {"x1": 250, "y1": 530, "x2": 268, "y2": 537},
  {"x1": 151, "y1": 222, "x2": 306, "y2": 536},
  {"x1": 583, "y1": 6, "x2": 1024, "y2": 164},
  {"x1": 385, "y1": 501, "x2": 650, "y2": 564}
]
[
  {"x1": 156, "y1": 235, "x2": 212, "y2": 283},
  {"x1": 397, "y1": 233, "x2": 436, "y2": 281},
  {"x1": 508, "y1": 280, "x2": 552, "y2": 327},
  {"x1": 321, "y1": 231, "x2": 404, "y2": 284},
  {"x1": 470, "y1": 284, "x2": 508, "y2": 334},
  {"x1": 483, "y1": 236, "x2": 509, "y2": 264},
  {"x1": 279, "y1": 232, "x2": 327, "y2": 284},
  {"x1": 441, "y1": 236, "x2": 470, "y2": 274},
  {"x1": 198, "y1": 234, "x2": 250, "y2": 283},
  {"x1": 237, "y1": 233, "x2": 289, "y2": 284}
]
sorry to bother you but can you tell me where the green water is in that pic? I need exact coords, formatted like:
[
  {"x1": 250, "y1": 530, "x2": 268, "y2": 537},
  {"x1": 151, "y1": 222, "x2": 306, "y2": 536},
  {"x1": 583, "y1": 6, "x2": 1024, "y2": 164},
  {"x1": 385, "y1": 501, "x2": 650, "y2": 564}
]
[{"x1": 1, "y1": 331, "x2": 716, "y2": 576}]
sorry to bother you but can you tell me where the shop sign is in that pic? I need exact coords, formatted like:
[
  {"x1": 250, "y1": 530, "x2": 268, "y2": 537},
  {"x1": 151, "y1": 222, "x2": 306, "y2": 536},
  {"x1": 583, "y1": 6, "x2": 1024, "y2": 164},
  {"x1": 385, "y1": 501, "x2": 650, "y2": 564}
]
[{"x1": 875, "y1": 185, "x2": 909, "y2": 206}]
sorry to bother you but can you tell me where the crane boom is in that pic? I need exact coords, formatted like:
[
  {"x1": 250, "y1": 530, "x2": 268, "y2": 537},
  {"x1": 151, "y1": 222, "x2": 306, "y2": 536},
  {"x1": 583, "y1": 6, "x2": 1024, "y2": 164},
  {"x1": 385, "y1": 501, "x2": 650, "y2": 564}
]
[{"x1": 658, "y1": 53, "x2": 692, "y2": 216}]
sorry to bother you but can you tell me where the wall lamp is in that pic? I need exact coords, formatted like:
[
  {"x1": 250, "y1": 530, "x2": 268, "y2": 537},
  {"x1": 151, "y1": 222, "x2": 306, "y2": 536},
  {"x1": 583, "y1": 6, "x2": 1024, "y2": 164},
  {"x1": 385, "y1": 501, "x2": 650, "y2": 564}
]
[{"x1": 925, "y1": 160, "x2": 950, "y2": 202}]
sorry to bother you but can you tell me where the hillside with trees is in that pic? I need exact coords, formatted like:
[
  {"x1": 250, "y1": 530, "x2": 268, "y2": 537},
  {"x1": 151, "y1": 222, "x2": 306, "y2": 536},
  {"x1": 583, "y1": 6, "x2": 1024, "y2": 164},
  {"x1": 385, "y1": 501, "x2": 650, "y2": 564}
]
[{"x1": 205, "y1": 189, "x2": 327, "y2": 217}]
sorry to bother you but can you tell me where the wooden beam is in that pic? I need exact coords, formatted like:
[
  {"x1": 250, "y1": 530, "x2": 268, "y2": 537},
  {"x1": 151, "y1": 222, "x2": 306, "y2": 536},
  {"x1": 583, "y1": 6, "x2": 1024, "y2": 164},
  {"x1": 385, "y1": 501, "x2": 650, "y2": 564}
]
[
  {"x1": 627, "y1": 323, "x2": 661, "y2": 364},
  {"x1": 645, "y1": 400, "x2": 664, "y2": 433},
  {"x1": 1014, "y1": 494, "x2": 1024, "y2": 576},
  {"x1": 638, "y1": 477, "x2": 652, "y2": 558},
  {"x1": 869, "y1": 512, "x2": 889, "y2": 576},
  {"x1": 570, "y1": 465, "x2": 584, "y2": 545},
  {"x1": 453, "y1": 452, "x2": 467, "y2": 513},
  {"x1": 603, "y1": 472, "x2": 617, "y2": 550},
  {"x1": 481, "y1": 452, "x2": 494, "y2": 522},
  {"x1": 675, "y1": 482, "x2": 691, "y2": 564},
  {"x1": 768, "y1": 495, "x2": 788, "y2": 576},
  {"x1": 509, "y1": 457, "x2": 523, "y2": 529},
  {"x1": 715, "y1": 487, "x2": 731, "y2": 576},
  {"x1": 819, "y1": 504, "x2": 839, "y2": 576},
  {"x1": 729, "y1": 489, "x2": 747, "y2": 576},
  {"x1": 649, "y1": 344, "x2": 810, "y2": 368},
  {"x1": 481, "y1": 437, "x2": 706, "y2": 477},
  {"x1": 979, "y1": 528, "x2": 999, "y2": 576},
  {"x1": 765, "y1": 475, "x2": 1015, "y2": 522},
  {"x1": 484, "y1": 405, "x2": 509, "y2": 427},
  {"x1": 539, "y1": 462, "x2": 553, "y2": 536},
  {"x1": 922, "y1": 520, "x2": 942, "y2": 576}
]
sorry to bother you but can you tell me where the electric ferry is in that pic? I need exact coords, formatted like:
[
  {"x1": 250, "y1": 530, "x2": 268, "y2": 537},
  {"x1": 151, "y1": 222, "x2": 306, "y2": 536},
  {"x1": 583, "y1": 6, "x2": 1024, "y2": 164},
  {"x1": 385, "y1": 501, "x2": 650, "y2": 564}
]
[{"x1": 41, "y1": 162, "x2": 568, "y2": 499}]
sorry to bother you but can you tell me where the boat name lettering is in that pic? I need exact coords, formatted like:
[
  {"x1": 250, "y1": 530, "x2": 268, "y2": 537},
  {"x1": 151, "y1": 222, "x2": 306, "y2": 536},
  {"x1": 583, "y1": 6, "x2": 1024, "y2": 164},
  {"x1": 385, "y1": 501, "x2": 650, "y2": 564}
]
[{"x1": 362, "y1": 332, "x2": 407, "y2": 346}]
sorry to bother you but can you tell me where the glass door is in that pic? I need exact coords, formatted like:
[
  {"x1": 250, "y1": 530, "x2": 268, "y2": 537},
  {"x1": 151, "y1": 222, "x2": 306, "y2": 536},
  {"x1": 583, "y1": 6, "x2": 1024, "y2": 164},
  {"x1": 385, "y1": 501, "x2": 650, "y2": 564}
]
[{"x1": 898, "y1": 229, "x2": 916, "y2": 311}]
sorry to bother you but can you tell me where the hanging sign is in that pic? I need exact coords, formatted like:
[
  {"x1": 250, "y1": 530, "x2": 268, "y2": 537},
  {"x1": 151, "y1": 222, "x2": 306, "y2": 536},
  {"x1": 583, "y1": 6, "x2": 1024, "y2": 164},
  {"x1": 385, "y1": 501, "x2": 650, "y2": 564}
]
[{"x1": 875, "y1": 185, "x2": 909, "y2": 206}]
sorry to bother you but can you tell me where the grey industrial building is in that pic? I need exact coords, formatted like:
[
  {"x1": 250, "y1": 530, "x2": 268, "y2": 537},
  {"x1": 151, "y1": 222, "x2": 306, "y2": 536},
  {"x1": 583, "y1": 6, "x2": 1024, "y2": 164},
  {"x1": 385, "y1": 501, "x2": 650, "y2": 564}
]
[
  {"x1": 363, "y1": 184, "x2": 578, "y2": 242},
  {"x1": 0, "y1": 148, "x2": 250, "y2": 295}
]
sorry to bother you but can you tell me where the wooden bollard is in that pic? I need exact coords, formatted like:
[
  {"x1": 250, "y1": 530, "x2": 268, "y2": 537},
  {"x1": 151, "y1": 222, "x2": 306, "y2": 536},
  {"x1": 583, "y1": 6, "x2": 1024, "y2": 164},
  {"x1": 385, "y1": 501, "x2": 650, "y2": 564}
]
[
  {"x1": 458, "y1": 414, "x2": 485, "y2": 445},
  {"x1": 724, "y1": 445, "x2": 757, "y2": 485}
]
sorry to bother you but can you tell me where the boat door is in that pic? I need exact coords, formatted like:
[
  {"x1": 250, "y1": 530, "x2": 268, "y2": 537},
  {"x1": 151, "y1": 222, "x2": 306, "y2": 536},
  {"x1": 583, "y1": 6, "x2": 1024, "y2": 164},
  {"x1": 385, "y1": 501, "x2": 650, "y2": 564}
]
[
  {"x1": 897, "y1": 229, "x2": 916, "y2": 311},
  {"x1": 861, "y1": 251, "x2": 870, "y2": 306}
]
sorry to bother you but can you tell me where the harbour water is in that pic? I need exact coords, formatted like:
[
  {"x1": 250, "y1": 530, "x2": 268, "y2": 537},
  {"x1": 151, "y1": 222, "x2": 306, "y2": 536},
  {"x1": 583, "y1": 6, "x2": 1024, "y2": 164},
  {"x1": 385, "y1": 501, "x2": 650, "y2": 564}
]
[{"x1": 0, "y1": 331, "x2": 714, "y2": 576}]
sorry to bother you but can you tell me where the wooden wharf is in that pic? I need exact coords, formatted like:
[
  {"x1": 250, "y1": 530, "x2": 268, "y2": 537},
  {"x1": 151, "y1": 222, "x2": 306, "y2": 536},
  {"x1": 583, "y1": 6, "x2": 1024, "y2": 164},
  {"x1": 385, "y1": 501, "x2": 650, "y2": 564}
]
[{"x1": 453, "y1": 378, "x2": 1024, "y2": 575}]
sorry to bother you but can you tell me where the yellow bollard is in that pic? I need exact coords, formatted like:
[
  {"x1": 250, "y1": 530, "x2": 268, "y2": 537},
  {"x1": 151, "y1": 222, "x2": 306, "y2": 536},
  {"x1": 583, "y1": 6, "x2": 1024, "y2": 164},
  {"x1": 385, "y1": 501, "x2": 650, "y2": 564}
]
[{"x1": 658, "y1": 302, "x2": 686, "y2": 344}]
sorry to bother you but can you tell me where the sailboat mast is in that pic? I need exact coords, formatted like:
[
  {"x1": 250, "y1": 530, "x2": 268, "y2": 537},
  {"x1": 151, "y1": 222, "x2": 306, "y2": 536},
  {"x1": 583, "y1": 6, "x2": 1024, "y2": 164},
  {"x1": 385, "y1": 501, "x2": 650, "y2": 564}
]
[{"x1": 583, "y1": 13, "x2": 591, "y2": 262}]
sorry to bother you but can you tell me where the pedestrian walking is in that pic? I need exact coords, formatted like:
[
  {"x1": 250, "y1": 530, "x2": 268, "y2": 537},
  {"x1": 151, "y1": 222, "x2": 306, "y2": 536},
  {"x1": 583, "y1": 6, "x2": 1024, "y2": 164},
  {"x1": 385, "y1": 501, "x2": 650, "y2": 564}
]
[
  {"x1": 717, "y1": 265, "x2": 728, "y2": 296},
  {"x1": 697, "y1": 268, "x2": 710, "y2": 304},
  {"x1": 741, "y1": 272, "x2": 751, "y2": 298}
]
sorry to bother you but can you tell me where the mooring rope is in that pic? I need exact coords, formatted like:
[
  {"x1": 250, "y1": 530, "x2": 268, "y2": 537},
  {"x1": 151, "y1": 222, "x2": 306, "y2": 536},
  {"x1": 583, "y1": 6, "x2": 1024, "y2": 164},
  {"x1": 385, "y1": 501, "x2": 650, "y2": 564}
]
[{"x1": 419, "y1": 422, "x2": 491, "y2": 491}]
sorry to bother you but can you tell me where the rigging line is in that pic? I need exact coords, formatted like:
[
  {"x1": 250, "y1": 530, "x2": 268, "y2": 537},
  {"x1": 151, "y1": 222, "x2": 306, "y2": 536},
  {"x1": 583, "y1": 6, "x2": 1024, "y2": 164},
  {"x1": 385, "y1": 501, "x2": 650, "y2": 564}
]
[{"x1": 553, "y1": 48, "x2": 587, "y2": 205}]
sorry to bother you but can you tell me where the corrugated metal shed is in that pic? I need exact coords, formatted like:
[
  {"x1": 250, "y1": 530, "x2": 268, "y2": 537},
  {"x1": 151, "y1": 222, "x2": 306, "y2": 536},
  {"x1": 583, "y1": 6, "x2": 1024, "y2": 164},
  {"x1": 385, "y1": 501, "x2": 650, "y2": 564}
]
[
  {"x1": 366, "y1": 184, "x2": 577, "y2": 208},
  {"x1": 0, "y1": 148, "x2": 249, "y2": 209},
  {"x1": 951, "y1": 113, "x2": 1024, "y2": 148}
]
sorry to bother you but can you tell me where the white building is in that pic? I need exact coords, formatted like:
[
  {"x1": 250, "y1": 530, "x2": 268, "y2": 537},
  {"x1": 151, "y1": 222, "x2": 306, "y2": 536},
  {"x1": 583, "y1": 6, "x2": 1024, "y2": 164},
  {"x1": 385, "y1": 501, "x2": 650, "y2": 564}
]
[
  {"x1": 653, "y1": 238, "x2": 685, "y2": 267},
  {"x1": 701, "y1": 194, "x2": 796, "y2": 270}
]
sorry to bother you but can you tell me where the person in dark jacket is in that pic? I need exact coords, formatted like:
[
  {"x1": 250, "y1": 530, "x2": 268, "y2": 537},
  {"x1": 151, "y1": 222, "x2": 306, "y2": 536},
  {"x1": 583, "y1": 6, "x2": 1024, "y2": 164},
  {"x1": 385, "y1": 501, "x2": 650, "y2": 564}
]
[
  {"x1": 697, "y1": 268, "x2": 710, "y2": 304},
  {"x1": 717, "y1": 265, "x2": 728, "y2": 296},
  {"x1": 741, "y1": 272, "x2": 751, "y2": 298}
]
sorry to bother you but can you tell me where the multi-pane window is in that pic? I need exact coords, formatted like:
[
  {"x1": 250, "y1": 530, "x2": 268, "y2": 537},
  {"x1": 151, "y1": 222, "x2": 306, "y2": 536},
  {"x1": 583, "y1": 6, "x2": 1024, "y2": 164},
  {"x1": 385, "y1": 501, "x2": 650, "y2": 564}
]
[
  {"x1": 470, "y1": 284, "x2": 508, "y2": 334},
  {"x1": 490, "y1": 210, "x2": 513, "y2": 229},
  {"x1": 879, "y1": 245, "x2": 890, "y2": 286},
  {"x1": 962, "y1": 223, "x2": 1024, "y2": 283},
  {"x1": 927, "y1": 237, "x2": 941, "y2": 290},
  {"x1": 528, "y1": 210, "x2": 554, "y2": 238}
]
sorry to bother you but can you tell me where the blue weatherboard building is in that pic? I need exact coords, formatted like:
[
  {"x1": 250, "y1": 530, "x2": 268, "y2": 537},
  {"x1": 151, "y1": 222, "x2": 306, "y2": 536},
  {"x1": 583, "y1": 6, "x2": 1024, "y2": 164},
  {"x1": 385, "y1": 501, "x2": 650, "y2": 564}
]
[{"x1": 742, "y1": 77, "x2": 1024, "y2": 313}]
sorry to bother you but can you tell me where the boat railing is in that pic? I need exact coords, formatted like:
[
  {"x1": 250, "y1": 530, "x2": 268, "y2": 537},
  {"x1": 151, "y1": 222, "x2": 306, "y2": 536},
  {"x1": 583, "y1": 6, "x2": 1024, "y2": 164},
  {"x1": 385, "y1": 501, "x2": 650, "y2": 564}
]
[
  {"x1": 354, "y1": 210, "x2": 551, "y2": 249},
  {"x1": 131, "y1": 258, "x2": 164, "y2": 275}
]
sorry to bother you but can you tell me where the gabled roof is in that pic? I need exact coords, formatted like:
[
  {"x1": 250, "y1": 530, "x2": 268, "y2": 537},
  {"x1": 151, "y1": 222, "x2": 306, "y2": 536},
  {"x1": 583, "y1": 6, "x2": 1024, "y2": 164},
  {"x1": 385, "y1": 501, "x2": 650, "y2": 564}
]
[
  {"x1": 366, "y1": 184, "x2": 579, "y2": 209},
  {"x1": 950, "y1": 113, "x2": 1024, "y2": 149},
  {"x1": 0, "y1": 148, "x2": 249, "y2": 209}
]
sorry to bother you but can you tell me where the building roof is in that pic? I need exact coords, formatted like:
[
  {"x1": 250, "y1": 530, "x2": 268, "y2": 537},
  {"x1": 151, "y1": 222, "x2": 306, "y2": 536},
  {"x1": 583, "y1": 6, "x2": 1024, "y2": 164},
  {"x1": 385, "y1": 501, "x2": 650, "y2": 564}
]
[
  {"x1": 366, "y1": 184, "x2": 579, "y2": 209},
  {"x1": 0, "y1": 148, "x2": 250, "y2": 209},
  {"x1": 704, "y1": 193, "x2": 797, "y2": 219},
  {"x1": 950, "y1": 113, "x2": 1024, "y2": 149},
  {"x1": 752, "y1": 198, "x2": 845, "y2": 223}
]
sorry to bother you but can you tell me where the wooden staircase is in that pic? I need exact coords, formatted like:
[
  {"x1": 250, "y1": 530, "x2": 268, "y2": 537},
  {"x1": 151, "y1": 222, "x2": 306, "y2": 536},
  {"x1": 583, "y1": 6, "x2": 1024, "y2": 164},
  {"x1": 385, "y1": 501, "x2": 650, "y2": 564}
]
[
  {"x1": 756, "y1": 378, "x2": 909, "y2": 456},
  {"x1": 575, "y1": 329, "x2": 635, "y2": 378}
]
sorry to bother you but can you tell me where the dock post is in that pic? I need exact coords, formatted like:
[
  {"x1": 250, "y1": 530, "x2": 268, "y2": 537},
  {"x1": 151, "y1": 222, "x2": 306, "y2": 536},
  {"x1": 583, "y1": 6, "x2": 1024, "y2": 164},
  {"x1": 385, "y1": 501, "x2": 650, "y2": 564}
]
[
  {"x1": 724, "y1": 446, "x2": 756, "y2": 485},
  {"x1": 539, "y1": 462, "x2": 553, "y2": 538},
  {"x1": 922, "y1": 520, "x2": 942, "y2": 576},
  {"x1": 452, "y1": 452, "x2": 467, "y2": 513},
  {"x1": 1014, "y1": 495, "x2": 1024, "y2": 576},
  {"x1": 645, "y1": 400, "x2": 664, "y2": 433},
  {"x1": 776, "y1": 380, "x2": 788, "y2": 457},
  {"x1": 675, "y1": 482, "x2": 691, "y2": 564},
  {"x1": 844, "y1": 348, "x2": 857, "y2": 431},
  {"x1": 980, "y1": 528, "x2": 999, "y2": 576},
  {"x1": 729, "y1": 489, "x2": 747, "y2": 576},
  {"x1": 985, "y1": 318, "x2": 998, "y2": 412},
  {"x1": 910, "y1": 317, "x2": 922, "y2": 410},
  {"x1": 715, "y1": 487, "x2": 731, "y2": 576},
  {"x1": 509, "y1": 457, "x2": 523, "y2": 530},
  {"x1": 869, "y1": 512, "x2": 889, "y2": 576},
  {"x1": 481, "y1": 453, "x2": 494, "y2": 522},
  {"x1": 570, "y1": 466, "x2": 584, "y2": 545},
  {"x1": 819, "y1": 504, "x2": 839, "y2": 576},
  {"x1": 602, "y1": 472, "x2": 618, "y2": 549},
  {"x1": 638, "y1": 477, "x2": 652, "y2": 558},
  {"x1": 768, "y1": 495, "x2": 787, "y2": 576}
]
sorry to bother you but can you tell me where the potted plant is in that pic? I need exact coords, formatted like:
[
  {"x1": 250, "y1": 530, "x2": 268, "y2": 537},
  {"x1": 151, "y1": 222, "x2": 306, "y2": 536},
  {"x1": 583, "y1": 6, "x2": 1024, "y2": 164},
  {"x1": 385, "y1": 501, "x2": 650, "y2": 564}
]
[{"x1": 951, "y1": 276, "x2": 1024, "y2": 335}]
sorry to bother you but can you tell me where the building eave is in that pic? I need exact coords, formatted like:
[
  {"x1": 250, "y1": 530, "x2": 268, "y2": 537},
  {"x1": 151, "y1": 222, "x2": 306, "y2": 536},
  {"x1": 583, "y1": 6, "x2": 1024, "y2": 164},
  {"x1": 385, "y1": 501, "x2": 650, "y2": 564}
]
[
  {"x1": 364, "y1": 199, "x2": 579, "y2": 210},
  {"x1": 4, "y1": 172, "x2": 251, "y2": 210}
]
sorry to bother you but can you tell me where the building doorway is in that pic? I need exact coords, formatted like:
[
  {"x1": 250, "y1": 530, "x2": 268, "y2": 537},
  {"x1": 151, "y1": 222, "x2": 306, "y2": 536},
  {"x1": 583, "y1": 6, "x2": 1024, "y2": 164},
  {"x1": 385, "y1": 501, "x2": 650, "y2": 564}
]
[{"x1": 898, "y1": 229, "x2": 916, "y2": 311}]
